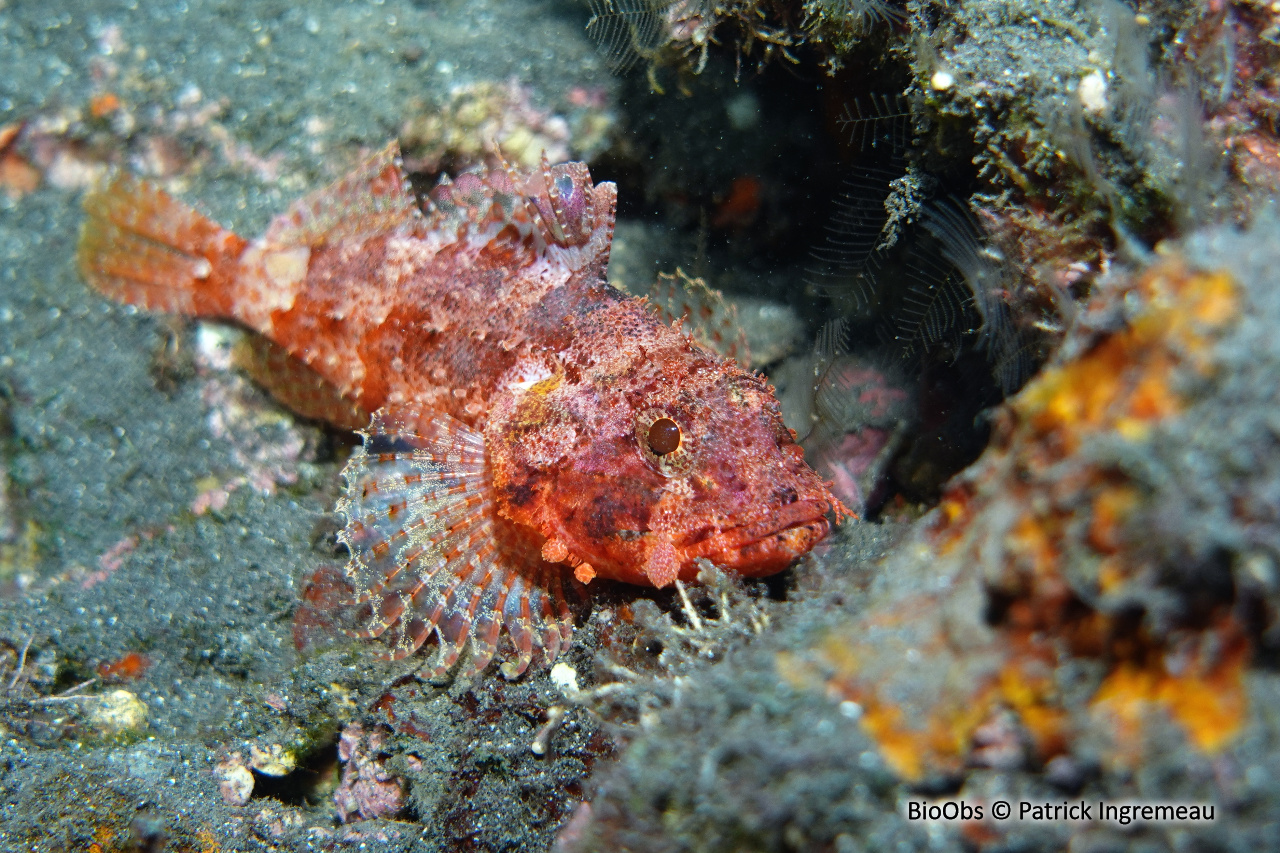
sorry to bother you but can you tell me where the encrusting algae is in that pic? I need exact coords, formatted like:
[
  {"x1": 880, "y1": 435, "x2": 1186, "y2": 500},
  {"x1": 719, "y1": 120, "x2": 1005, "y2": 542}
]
[{"x1": 77, "y1": 143, "x2": 844, "y2": 680}]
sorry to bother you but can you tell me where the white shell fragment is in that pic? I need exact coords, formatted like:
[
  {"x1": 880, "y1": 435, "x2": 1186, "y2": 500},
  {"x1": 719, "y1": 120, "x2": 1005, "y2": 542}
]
[
  {"x1": 1078, "y1": 70, "x2": 1108, "y2": 114},
  {"x1": 85, "y1": 689, "x2": 148, "y2": 736}
]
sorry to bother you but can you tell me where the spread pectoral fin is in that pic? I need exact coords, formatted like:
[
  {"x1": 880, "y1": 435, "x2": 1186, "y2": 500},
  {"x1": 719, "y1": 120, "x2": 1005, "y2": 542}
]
[{"x1": 336, "y1": 405, "x2": 572, "y2": 679}]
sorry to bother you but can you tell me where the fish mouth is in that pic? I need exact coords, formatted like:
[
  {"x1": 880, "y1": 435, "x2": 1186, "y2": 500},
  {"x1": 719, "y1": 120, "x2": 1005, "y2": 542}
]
[{"x1": 679, "y1": 499, "x2": 833, "y2": 577}]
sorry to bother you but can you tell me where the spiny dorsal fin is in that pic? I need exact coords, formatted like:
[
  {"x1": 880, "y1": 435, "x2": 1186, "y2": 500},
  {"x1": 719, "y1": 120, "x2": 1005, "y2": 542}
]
[
  {"x1": 264, "y1": 142, "x2": 422, "y2": 247},
  {"x1": 425, "y1": 157, "x2": 616, "y2": 274},
  {"x1": 649, "y1": 268, "x2": 752, "y2": 370},
  {"x1": 424, "y1": 168, "x2": 512, "y2": 238},
  {"x1": 336, "y1": 406, "x2": 572, "y2": 680}
]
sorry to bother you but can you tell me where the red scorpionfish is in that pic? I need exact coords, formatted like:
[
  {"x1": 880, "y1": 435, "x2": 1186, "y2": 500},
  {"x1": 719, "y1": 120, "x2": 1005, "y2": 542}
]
[{"x1": 78, "y1": 143, "x2": 844, "y2": 679}]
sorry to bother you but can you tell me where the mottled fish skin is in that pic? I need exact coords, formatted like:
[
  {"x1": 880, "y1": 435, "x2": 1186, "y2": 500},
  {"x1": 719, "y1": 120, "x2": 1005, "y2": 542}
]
[{"x1": 78, "y1": 143, "x2": 844, "y2": 679}]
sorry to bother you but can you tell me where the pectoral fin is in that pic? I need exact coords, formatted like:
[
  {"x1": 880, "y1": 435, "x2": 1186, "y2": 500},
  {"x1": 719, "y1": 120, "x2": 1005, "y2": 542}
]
[{"x1": 336, "y1": 405, "x2": 573, "y2": 679}]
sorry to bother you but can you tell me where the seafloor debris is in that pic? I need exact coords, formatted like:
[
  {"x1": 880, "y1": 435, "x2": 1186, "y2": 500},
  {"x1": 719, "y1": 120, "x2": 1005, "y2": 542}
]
[
  {"x1": 95, "y1": 651, "x2": 150, "y2": 683},
  {"x1": 334, "y1": 723, "x2": 415, "y2": 823},
  {"x1": 0, "y1": 635, "x2": 124, "y2": 745},
  {"x1": 0, "y1": 121, "x2": 40, "y2": 199},
  {"x1": 82, "y1": 688, "x2": 147, "y2": 738},
  {"x1": 188, "y1": 324, "x2": 322, "y2": 516},
  {"x1": 564, "y1": 560, "x2": 777, "y2": 738},
  {"x1": 214, "y1": 752, "x2": 256, "y2": 807},
  {"x1": 400, "y1": 78, "x2": 615, "y2": 174},
  {"x1": 249, "y1": 742, "x2": 298, "y2": 778}
]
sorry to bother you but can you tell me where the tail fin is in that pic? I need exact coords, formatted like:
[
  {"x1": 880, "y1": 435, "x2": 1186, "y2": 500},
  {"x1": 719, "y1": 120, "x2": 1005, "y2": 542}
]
[{"x1": 78, "y1": 173, "x2": 247, "y2": 318}]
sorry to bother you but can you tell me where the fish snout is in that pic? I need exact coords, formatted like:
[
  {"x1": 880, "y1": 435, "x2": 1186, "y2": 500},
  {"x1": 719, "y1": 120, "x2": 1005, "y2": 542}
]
[{"x1": 686, "y1": 499, "x2": 833, "y2": 577}]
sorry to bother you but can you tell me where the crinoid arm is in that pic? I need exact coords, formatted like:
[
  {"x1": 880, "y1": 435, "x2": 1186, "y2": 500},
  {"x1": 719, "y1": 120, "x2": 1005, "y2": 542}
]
[{"x1": 336, "y1": 405, "x2": 573, "y2": 679}]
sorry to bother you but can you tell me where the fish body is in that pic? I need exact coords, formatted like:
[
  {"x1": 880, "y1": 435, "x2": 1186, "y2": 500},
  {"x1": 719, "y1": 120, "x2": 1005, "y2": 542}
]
[{"x1": 79, "y1": 143, "x2": 842, "y2": 678}]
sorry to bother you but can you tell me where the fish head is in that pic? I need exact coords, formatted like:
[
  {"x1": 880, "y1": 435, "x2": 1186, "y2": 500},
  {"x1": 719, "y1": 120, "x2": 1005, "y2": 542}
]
[{"x1": 491, "y1": 324, "x2": 843, "y2": 589}]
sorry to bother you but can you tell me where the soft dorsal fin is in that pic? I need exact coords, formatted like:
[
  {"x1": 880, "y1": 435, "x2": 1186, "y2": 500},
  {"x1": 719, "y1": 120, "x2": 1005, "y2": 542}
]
[
  {"x1": 649, "y1": 268, "x2": 751, "y2": 370},
  {"x1": 264, "y1": 142, "x2": 423, "y2": 247},
  {"x1": 335, "y1": 405, "x2": 573, "y2": 679}
]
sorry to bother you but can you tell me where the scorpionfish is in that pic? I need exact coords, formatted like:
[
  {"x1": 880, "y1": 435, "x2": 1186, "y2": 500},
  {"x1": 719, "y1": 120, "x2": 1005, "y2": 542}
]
[{"x1": 78, "y1": 143, "x2": 842, "y2": 678}]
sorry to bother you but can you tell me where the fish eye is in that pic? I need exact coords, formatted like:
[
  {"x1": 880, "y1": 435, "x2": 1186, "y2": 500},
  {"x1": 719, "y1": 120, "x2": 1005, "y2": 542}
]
[
  {"x1": 554, "y1": 173, "x2": 575, "y2": 201},
  {"x1": 636, "y1": 409, "x2": 693, "y2": 475},
  {"x1": 647, "y1": 418, "x2": 681, "y2": 456}
]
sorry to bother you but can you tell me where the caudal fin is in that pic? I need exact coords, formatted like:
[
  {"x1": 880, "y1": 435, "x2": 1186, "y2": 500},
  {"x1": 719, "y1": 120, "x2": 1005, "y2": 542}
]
[{"x1": 78, "y1": 173, "x2": 247, "y2": 318}]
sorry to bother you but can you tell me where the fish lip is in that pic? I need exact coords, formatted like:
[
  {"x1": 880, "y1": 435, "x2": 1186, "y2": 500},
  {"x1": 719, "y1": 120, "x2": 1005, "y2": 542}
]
[{"x1": 679, "y1": 499, "x2": 832, "y2": 573}]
